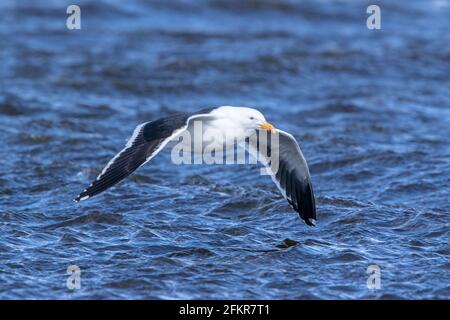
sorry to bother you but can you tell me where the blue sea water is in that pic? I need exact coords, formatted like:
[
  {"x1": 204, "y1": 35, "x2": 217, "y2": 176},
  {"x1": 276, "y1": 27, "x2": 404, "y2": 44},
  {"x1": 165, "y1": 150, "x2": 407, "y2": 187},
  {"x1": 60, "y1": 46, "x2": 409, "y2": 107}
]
[{"x1": 0, "y1": 0, "x2": 449, "y2": 299}]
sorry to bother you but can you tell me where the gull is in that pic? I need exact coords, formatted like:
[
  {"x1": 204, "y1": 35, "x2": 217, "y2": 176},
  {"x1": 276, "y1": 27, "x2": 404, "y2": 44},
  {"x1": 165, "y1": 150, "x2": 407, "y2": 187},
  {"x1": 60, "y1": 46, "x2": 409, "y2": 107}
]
[{"x1": 75, "y1": 106, "x2": 316, "y2": 226}]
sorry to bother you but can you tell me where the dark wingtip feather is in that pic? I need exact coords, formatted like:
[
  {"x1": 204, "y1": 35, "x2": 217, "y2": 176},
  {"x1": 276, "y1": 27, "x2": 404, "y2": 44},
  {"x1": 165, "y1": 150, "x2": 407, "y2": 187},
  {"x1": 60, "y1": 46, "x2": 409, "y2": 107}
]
[
  {"x1": 298, "y1": 180, "x2": 316, "y2": 226},
  {"x1": 74, "y1": 190, "x2": 89, "y2": 202}
]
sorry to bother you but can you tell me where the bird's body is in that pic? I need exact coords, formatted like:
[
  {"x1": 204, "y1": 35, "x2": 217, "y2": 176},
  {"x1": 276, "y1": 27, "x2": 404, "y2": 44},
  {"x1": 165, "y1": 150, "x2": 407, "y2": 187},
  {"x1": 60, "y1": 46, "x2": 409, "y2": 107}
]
[{"x1": 76, "y1": 106, "x2": 316, "y2": 226}]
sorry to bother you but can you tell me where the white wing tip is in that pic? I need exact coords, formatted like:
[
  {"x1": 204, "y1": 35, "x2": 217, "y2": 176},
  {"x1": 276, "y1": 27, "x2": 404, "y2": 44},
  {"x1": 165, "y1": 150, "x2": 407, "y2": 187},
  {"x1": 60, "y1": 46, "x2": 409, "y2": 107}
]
[{"x1": 74, "y1": 194, "x2": 90, "y2": 202}]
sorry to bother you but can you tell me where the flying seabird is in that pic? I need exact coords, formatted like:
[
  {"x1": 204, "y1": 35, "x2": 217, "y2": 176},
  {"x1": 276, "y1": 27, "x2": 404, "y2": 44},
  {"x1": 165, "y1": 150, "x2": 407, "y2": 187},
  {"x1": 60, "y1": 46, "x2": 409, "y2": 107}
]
[{"x1": 75, "y1": 106, "x2": 316, "y2": 226}]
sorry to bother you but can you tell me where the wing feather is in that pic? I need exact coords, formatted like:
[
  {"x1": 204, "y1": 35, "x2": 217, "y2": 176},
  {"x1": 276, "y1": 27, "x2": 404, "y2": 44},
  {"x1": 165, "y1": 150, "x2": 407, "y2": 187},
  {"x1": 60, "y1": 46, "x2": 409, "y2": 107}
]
[
  {"x1": 75, "y1": 111, "x2": 214, "y2": 201},
  {"x1": 244, "y1": 129, "x2": 316, "y2": 226}
]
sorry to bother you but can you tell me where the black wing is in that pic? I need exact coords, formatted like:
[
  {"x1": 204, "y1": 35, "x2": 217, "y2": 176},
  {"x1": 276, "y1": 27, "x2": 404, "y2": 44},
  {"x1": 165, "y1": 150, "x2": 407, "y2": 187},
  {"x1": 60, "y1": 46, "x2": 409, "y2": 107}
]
[
  {"x1": 246, "y1": 129, "x2": 316, "y2": 226},
  {"x1": 75, "y1": 113, "x2": 193, "y2": 201}
]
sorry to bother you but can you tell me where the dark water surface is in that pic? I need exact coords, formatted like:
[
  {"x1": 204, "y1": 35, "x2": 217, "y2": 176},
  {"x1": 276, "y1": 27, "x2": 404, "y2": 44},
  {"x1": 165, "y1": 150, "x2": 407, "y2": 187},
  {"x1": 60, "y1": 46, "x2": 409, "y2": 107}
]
[{"x1": 0, "y1": 0, "x2": 449, "y2": 299}]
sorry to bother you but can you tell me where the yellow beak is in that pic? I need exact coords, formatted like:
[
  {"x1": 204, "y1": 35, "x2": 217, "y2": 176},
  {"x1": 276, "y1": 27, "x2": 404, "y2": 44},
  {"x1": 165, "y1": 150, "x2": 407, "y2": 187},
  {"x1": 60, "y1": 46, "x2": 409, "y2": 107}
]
[{"x1": 259, "y1": 122, "x2": 275, "y2": 133}]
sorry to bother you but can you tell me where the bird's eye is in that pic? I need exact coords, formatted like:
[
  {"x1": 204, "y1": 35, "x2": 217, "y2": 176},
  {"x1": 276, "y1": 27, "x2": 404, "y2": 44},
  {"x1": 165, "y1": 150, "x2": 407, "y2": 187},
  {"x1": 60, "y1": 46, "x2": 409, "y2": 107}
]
[{"x1": 249, "y1": 117, "x2": 255, "y2": 120}]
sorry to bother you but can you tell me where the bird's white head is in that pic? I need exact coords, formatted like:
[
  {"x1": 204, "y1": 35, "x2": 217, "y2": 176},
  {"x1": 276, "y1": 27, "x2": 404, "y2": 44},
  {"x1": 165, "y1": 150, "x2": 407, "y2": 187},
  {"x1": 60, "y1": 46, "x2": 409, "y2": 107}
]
[{"x1": 213, "y1": 106, "x2": 276, "y2": 133}]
